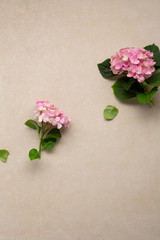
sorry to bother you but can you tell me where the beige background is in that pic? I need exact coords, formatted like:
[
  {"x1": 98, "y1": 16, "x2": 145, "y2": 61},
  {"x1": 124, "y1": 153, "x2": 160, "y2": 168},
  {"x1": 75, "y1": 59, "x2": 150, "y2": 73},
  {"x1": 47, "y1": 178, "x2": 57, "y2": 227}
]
[{"x1": 0, "y1": 0, "x2": 160, "y2": 239}]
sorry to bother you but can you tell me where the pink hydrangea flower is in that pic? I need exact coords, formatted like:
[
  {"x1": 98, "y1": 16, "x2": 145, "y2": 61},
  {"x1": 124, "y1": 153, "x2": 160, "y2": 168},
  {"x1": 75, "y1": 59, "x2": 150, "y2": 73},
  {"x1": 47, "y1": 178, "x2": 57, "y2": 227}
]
[
  {"x1": 34, "y1": 100, "x2": 70, "y2": 129},
  {"x1": 110, "y1": 47, "x2": 156, "y2": 82}
]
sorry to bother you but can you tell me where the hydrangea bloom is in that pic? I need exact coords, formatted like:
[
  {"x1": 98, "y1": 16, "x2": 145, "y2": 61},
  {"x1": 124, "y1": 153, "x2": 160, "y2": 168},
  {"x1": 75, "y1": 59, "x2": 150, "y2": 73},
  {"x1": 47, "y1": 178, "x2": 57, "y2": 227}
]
[
  {"x1": 34, "y1": 100, "x2": 70, "y2": 129},
  {"x1": 110, "y1": 47, "x2": 156, "y2": 82}
]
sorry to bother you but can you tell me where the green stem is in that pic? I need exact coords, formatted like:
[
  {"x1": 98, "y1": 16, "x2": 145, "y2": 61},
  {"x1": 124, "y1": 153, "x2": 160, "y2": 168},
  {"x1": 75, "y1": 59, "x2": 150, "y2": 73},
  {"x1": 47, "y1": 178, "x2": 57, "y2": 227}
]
[
  {"x1": 43, "y1": 126, "x2": 51, "y2": 135},
  {"x1": 38, "y1": 123, "x2": 53, "y2": 157},
  {"x1": 38, "y1": 122, "x2": 45, "y2": 157},
  {"x1": 141, "y1": 82, "x2": 148, "y2": 92},
  {"x1": 39, "y1": 139, "x2": 42, "y2": 154}
]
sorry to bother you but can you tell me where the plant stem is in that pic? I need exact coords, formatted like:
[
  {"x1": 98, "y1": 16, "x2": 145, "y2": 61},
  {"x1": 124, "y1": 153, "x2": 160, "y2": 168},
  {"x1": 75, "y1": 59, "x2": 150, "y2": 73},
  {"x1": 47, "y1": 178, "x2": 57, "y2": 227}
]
[
  {"x1": 38, "y1": 122, "x2": 45, "y2": 157},
  {"x1": 39, "y1": 139, "x2": 42, "y2": 155},
  {"x1": 38, "y1": 123, "x2": 53, "y2": 157},
  {"x1": 141, "y1": 83, "x2": 155, "y2": 106}
]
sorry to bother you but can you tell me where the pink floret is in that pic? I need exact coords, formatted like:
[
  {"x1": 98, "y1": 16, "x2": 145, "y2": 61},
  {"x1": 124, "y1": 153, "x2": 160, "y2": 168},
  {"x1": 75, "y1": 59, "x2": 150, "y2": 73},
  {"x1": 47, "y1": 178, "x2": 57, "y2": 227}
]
[
  {"x1": 34, "y1": 100, "x2": 70, "y2": 129},
  {"x1": 110, "y1": 47, "x2": 156, "y2": 82}
]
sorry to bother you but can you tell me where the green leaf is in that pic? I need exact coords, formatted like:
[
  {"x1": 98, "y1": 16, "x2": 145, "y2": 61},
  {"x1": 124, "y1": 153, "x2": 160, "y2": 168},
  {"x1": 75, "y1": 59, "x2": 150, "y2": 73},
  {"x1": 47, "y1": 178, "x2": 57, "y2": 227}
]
[
  {"x1": 42, "y1": 138, "x2": 56, "y2": 150},
  {"x1": 25, "y1": 120, "x2": 41, "y2": 133},
  {"x1": 103, "y1": 105, "x2": 118, "y2": 120},
  {"x1": 144, "y1": 44, "x2": 159, "y2": 55},
  {"x1": 112, "y1": 79, "x2": 137, "y2": 100},
  {"x1": 0, "y1": 150, "x2": 9, "y2": 162},
  {"x1": 154, "y1": 52, "x2": 160, "y2": 66},
  {"x1": 129, "y1": 81, "x2": 144, "y2": 93},
  {"x1": 97, "y1": 58, "x2": 115, "y2": 78},
  {"x1": 118, "y1": 77, "x2": 135, "y2": 90},
  {"x1": 137, "y1": 87, "x2": 158, "y2": 104},
  {"x1": 44, "y1": 128, "x2": 61, "y2": 140},
  {"x1": 29, "y1": 148, "x2": 40, "y2": 160},
  {"x1": 147, "y1": 72, "x2": 160, "y2": 86},
  {"x1": 144, "y1": 44, "x2": 160, "y2": 67}
]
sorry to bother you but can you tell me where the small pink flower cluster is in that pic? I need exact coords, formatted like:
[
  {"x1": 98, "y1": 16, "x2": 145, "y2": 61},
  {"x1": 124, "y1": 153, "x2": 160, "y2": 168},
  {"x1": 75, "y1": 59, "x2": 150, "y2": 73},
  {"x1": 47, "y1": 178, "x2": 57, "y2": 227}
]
[
  {"x1": 34, "y1": 100, "x2": 70, "y2": 129},
  {"x1": 110, "y1": 47, "x2": 156, "y2": 82}
]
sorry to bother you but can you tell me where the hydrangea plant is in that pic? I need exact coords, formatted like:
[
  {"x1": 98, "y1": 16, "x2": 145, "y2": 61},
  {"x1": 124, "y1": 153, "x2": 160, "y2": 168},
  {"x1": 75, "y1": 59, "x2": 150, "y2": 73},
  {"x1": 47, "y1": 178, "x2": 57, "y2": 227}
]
[
  {"x1": 98, "y1": 44, "x2": 160, "y2": 105},
  {"x1": 25, "y1": 100, "x2": 70, "y2": 160}
]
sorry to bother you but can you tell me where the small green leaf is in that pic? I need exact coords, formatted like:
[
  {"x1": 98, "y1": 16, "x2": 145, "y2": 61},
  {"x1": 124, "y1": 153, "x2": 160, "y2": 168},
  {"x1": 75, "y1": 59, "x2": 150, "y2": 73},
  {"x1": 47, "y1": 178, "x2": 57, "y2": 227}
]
[
  {"x1": 45, "y1": 128, "x2": 61, "y2": 140},
  {"x1": 137, "y1": 87, "x2": 158, "y2": 104},
  {"x1": 112, "y1": 79, "x2": 137, "y2": 100},
  {"x1": 97, "y1": 58, "x2": 115, "y2": 78},
  {"x1": 29, "y1": 148, "x2": 40, "y2": 160},
  {"x1": 147, "y1": 72, "x2": 160, "y2": 86},
  {"x1": 25, "y1": 120, "x2": 41, "y2": 133},
  {"x1": 103, "y1": 105, "x2": 118, "y2": 120},
  {"x1": 42, "y1": 138, "x2": 56, "y2": 150},
  {"x1": 0, "y1": 150, "x2": 9, "y2": 162}
]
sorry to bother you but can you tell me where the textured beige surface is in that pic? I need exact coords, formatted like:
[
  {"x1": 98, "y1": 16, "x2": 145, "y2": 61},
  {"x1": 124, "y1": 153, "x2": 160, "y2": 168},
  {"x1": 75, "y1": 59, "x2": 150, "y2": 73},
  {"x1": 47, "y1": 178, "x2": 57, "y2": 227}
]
[{"x1": 0, "y1": 0, "x2": 160, "y2": 239}]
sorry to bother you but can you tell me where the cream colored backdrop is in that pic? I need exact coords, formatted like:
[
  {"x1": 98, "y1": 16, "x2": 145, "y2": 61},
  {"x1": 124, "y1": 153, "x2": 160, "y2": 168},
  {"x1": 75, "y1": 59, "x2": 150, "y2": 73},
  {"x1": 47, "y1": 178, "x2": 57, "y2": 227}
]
[{"x1": 0, "y1": 1, "x2": 160, "y2": 240}]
